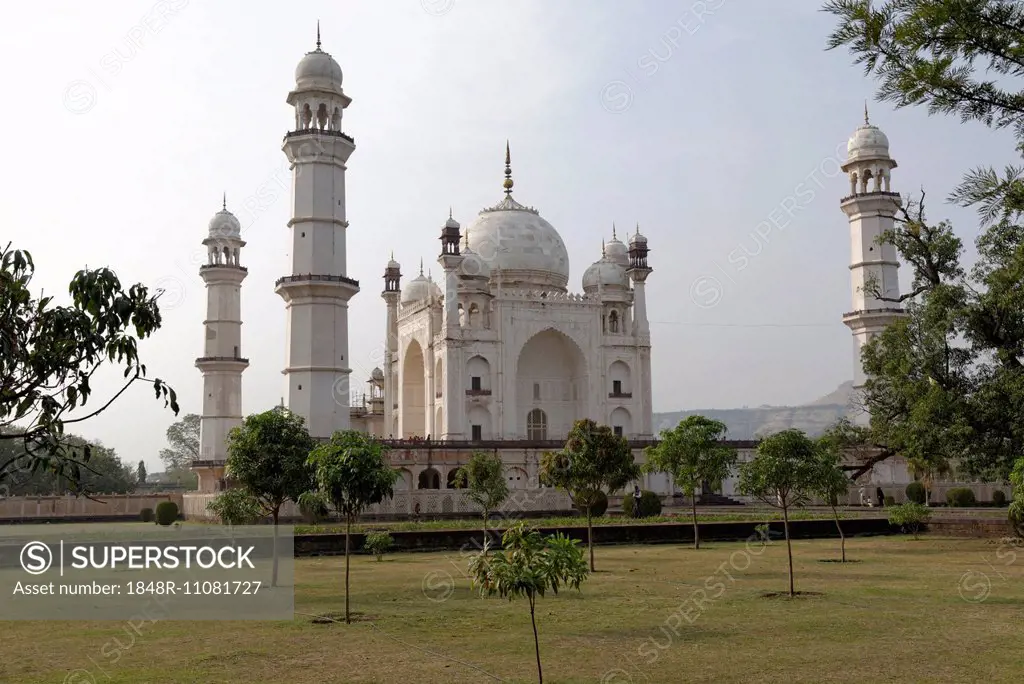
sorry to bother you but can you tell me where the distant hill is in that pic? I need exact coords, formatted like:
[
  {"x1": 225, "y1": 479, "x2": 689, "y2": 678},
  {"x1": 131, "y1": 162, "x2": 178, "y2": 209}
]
[{"x1": 653, "y1": 381, "x2": 858, "y2": 439}]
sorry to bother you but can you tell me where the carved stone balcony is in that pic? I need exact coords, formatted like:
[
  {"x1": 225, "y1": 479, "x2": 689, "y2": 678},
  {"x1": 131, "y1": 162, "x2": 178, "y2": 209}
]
[
  {"x1": 465, "y1": 389, "x2": 492, "y2": 396},
  {"x1": 608, "y1": 392, "x2": 633, "y2": 399}
]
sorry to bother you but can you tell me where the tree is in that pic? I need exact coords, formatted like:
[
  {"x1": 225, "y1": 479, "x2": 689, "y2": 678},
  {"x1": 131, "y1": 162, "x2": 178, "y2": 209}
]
[
  {"x1": 159, "y1": 413, "x2": 200, "y2": 487},
  {"x1": 811, "y1": 437, "x2": 853, "y2": 562},
  {"x1": 1007, "y1": 456, "x2": 1024, "y2": 537},
  {"x1": 0, "y1": 244, "x2": 178, "y2": 491},
  {"x1": 300, "y1": 430, "x2": 399, "y2": 624},
  {"x1": 452, "y1": 451, "x2": 510, "y2": 549},
  {"x1": 644, "y1": 416, "x2": 736, "y2": 549},
  {"x1": 0, "y1": 433, "x2": 135, "y2": 496},
  {"x1": 136, "y1": 460, "x2": 147, "y2": 485},
  {"x1": 539, "y1": 419, "x2": 640, "y2": 572},
  {"x1": 468, "y1": 522, "x2": 588, "y2": 684},
  {"x1": 824, "y1": 0, "x2": 1024, "y2": 481},
  {"x1": 738, "y1": 429, "x2": 822, "y2": 597},
  {"x1": 225, "y1": 408, "x2": 315, "y2": 587}
]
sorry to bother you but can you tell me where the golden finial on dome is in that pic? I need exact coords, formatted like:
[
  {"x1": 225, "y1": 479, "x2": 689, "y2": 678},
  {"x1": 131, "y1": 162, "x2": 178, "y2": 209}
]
[
  {"x1": 612, "y1": 223, "x2": 617, "y2": 241},
  {"x1": 222, "y1": 192, "x2": 226, "y2": 211},
  {"x1": 601, "y1": 238, "x2": 606, "y2": 258},
  {"x1": 503, "y1": 140, "x2": 514, "y2": 196},
  {"x1": 419, "y1": 258, "x2": 424, "y2": 276},
  {"x1": 864, "y1": 100, "x2": 869, "y2": 125},
  {"x1": 316, "y1": 20, "x2": 321, "y2": 51}
]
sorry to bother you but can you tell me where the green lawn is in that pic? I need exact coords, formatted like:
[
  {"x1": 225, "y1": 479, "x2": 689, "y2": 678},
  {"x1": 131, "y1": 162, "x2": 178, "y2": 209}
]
[{"x1": 3, "y1": 536, "x2": 1023, "y2": 683}]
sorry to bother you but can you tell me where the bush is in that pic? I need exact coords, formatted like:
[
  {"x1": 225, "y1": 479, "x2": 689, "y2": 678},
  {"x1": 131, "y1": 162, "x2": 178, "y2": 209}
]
[
  {"x1": 206, "y1": 488, "x2": 262, "y2": 525},
  {"x1": 888, "y1": 502, "x2": 931, "y2": 539},
  {"x1": 154, "y1": 501, "x2": 179, "y2": 526},
  {"x1": 905, "y1": 481, "x2": 927, "y2": 504},
  {"x1": 992, "y1": 490, "x2": 1007, "y2": 506},
  {"x1": 946, "y1": 487, "x2": 977, "y2": 507},
  {"x1": 623, "y1": 490, "x2": 663, "y2": 518},
  {"x1": 363, "y1": 531, "x2": 393, "y2": 561},
  {"x1": 139, "y1": 508, "x2": 154, "y2": 523},
  {"x1": 574, "y1": 490, "x2": 608, "y2": 517},
  {"x1": 884, "y1": 496, "x2": 896, "y2": 507},
  {"x1": 300, "y1": 497, "x2": 330, "y2": 524}
]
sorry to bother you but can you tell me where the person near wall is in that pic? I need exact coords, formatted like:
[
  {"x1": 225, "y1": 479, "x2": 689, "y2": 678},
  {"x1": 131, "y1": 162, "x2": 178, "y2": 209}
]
[
  {"x1": 633, "y1": 485, "x2": 643, "y2": 518},
  {"x1": 876, "y1": 487, "x2": 885, "y2": 507}
]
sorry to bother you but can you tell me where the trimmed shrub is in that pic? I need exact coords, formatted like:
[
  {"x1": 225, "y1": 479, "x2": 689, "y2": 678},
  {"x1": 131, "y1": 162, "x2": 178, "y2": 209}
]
[
  {"x1": 139, "y1": 508, "x2": 154, "y2": 523},
  {"x1": 574, "y1": 490, "x2": 608, "y2": 518},
  {"x1": 623, "y1": 490, "x2": 663, "y2": 518},
  {"x1": 363, "y1": 531, "x2": 393, "y2": 561},
  {"x1": 888, "y1": 502, "x2": 931, "y2": 539},
  {"x1": 946, "y1": 487, "x2": 977, "y2": 507},
  {"x1": 155, "y1": 501, "x2": 179, "y2": 526},
  {"x1": 905, "y1": 481, "x2": 927, "y2": 505},
  {"x1": 992, "y1": 490, "x2": 1007, "y2": 507},
  {"x1": 884, "y1": 496, "x2": 896, "y2": 507}
]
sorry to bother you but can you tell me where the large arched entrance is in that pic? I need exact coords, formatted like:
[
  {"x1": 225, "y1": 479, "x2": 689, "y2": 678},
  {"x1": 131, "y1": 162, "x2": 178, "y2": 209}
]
[
  {"x1": 402, "y1": 340, "x2": 426, "y2": 437},
  {"x1": 516, "y1": 328, "x2": 587, "y2": 441}
]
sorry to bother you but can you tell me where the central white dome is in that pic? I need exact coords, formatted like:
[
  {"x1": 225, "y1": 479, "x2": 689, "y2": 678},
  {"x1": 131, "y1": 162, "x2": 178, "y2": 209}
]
[{"x1": 465, "y1": 195, "x2": 570, "y2": 290}]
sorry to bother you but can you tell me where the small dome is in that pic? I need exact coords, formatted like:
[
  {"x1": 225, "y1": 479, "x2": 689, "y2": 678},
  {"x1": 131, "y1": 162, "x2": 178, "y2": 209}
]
[
  {"x1": 605, "y1": 235, "x2": 629, "y2": 267},
  {"x1": 445, "y1": 215, "x2": 460, "y2": 230},
  {"x1": 582, "y1": 258, "x2": 629, "y2": 292},
  {"x1": 630, "y1": 227, "x2": 647, "y2": 246},
  {"x1": 426, "y1": 275, "x2": 443, "y2": 299},
  {"x1": 295, "y1": 48, "x2": 343, "y2": 91},
  {"x1": 401, "y1": 274, "x2": 432, "y2": 304},
  {"x1": 371, "y1": 367, "x2": 384, "y2": 381},
  {"x1": 847, "y1": 123, "x2": 890, "y2": 161},
  {"x1": 387, "y1": 256, "x2": 400, "y2": 270},
  {"x1": 208, "y1": 208, "x2": 241, "y2": 239}
]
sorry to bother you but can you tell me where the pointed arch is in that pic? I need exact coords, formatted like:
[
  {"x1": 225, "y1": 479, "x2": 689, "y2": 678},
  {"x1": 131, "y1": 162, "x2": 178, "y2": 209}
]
[{"x1": 402, "y1": 339, "x2": 426, "y2": 437}]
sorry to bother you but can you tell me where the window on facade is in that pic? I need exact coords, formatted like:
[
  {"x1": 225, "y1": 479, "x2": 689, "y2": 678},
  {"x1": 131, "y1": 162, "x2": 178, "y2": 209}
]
[
  {"x1": 533, "y1": 383, "x2": 541, "y2": 400},
  {"x1": 613, "y1": 426, "x2": 623, "y2": 437},
  {"x1": 471, "y1": 376, "x2": 481, "y2": 391},
  {"x1": 609, "y1": 310, "x2": 619, "y2": 333},
  {"x1": 613, "y1": 380, "x2": 622, "y2": 395},
  {"x1": 471, "y1": 424, "x2": 482, "y2": 441},
  {"x1": 527, "y1": 409, "x2": 547, "y2": 440}
]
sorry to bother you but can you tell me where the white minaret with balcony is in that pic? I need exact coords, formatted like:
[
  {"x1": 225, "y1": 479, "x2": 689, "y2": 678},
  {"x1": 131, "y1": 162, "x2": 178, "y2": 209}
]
[
  {"x1": 196, "y1": 197, "x2": 248, "y2": 462},
  {"x1": 275, "y1": 28, "x2": 359, "y2": 439},
  {"x1": 840, "y1": 107, "x2": 906, "y2": 391}
]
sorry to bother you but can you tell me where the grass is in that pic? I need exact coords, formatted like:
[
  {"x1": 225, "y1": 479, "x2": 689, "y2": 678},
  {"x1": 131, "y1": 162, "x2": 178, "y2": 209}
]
[{"x1": 3, "y1": 535, "x2": 1023, "y2": 683}]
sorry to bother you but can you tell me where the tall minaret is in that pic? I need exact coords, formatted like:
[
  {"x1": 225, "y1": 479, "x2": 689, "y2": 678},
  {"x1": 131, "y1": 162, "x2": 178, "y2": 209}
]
[
  {"x1": 275, "y1": 27, "x2": 359, "y2": 439},
  {"x1": 381, "y1": 254, "x2": 401, "y2": 438},
  {"x1": 626, "y1": 225, "x2": 654, "y2": 438},
  {"x1": 438, "y1": 209, "x2": 465, "y2": 440},
  {"x1": 196, "y1": 196, "x2": 248, "y2": 463},
  {"x1": 840, "y1": 106, "x2": 905, "y2": 393}
]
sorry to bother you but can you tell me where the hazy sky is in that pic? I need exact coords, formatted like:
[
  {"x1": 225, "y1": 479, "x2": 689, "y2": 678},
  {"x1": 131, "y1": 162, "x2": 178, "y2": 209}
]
[{"x1": 2, "y1": 0, "x2": 1016, "y2": 472}]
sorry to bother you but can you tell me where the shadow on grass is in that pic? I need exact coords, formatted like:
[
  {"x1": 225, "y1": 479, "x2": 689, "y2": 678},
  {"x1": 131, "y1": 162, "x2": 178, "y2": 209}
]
[
  {"x1": 760, "y1": 591, "x2": 825, "y2": 599},
  {"x1": 310, "y1": 611, "x2": 376, "y2": 624},
  {"x1": 817, "y1": 559, "x2": 863, "y2": 564}
]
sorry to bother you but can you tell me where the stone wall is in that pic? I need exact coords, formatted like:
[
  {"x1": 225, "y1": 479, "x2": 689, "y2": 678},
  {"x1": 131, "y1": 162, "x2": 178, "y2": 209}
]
[
  {"x1": 0, "y1": 493, "x2": 183, "y2": 522},
  {"x1": 292, "y1": 517, "x2": 899, "y2": 555}
]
